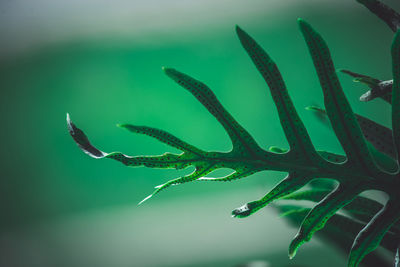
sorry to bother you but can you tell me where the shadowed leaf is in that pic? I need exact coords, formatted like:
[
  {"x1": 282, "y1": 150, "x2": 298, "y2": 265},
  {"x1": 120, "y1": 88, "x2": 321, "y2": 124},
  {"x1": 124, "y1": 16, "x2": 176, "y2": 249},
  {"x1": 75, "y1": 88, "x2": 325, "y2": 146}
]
[
  {"x1": 276, "y1": 205, "x2": 393, "y2": 267},
  {"x1": 357, "y1": 0, "x2": 400, "y2": 32},
  {"x1": 349, "y1": 200, "x2": 400, "y2": 267},
  {"x1": 391, "y1": 30, "x2": 400, "y2": 162},
  {"x1": 232, "y1": 172, "x2": 312, "y2": 218},
  {"x1": 306, "y1": 105, "x2": 396, "y2": 169},
  {"x1": 298, "y1": 19, "x2": 379, "y2": 174},
  {"x1": 236, "y1": 25, "x2": 322, "y2": 164},
  {"x1": 288, "y1": 183, "x2": 363, "y2": 258}
]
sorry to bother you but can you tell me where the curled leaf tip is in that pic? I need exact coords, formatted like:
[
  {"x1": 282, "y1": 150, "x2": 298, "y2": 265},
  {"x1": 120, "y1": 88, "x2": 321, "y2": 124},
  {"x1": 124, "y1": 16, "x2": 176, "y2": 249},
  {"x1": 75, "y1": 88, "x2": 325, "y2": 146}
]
[
  {"x1": 232, "y1": 203, "x2": 252, "y2": 218},
  {"x1": 66, "y1": 113, "x2": 107, "y2": 158},
  {"x1": 305, "y1": 105, "x2": 325, "y2": 112},
  {"x1": 269, "y1": 146, "x2": 287, "y2": 154}
]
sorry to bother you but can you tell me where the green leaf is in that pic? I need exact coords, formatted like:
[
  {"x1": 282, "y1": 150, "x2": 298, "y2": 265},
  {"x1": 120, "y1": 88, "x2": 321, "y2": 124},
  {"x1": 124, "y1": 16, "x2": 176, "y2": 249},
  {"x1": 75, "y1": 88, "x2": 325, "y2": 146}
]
[
  {"x1": 357, "y1": 0, "x2": 400, "y2": 32},
  {"x1": 232, "y1": 172, "x2": 311, "y2": 218},
  {"x1": 298, "y1": 19, "x2": 379, "y2": 174},
  {"x1": 283, "y1": 189, "x2": 380, "y2": 223},
  {"x1": 197, "y1": 167, "x2": 258, "y2": 182},
  {"x1": 67, "y1": 114, "x2": 266, "y2": 204},
  {"x1": 283, "y1": 189, "x2": 330, "y2": 202},
  {"x1": 357, "y1": 115, "x2": 395, "y2": 160},
  {"x1": 139, "y1": 164, "x2": 216, "y2": 205},
  {"x1": 163, "y1": 67, "x2": 262, "y2": 156},
  {"x1": 288, "y1": 183, "x2": 363, "y2": 259},
  {"x1": 276, "y1": 205, "x2": 394, "y2": 267},
  {"x1": 317, "y1": 151, "x2": 346, "y2": 163},
  {"x1": 68, "y1": 113, "x2": 203, "y2": 169},
  {"x1": 348, "y1": 200, "x2": 400, "y2": 267},
  {"x1": 284, "y1": 189, "x2": 400, "y2": 235},
  {"x1": 236, "y1": 26, "x2": 322, "y2": 164},
  {"x1": 118, "y1": 124, "x2": 205, "y2": 155},
  {"x1": 268, "y1": 144, "x2": 346, "y2": 163}
]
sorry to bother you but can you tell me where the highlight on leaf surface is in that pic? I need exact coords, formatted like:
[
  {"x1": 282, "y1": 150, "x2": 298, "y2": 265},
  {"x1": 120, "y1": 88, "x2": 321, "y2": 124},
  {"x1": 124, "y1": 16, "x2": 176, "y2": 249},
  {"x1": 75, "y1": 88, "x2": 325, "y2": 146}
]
[
  {"x1": 67, "y1": 1, "x2": 400, "y2": 266},
  {"x1": 339, "y1": 69, "x2": 392, "y2": 103}
]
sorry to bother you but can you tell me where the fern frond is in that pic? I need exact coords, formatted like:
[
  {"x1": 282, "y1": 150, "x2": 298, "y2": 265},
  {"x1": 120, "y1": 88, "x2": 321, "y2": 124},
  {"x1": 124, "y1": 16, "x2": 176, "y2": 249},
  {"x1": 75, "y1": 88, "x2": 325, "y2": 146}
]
[{"x1": 68, "y1": 2, "x2": 400, "y2": 266}]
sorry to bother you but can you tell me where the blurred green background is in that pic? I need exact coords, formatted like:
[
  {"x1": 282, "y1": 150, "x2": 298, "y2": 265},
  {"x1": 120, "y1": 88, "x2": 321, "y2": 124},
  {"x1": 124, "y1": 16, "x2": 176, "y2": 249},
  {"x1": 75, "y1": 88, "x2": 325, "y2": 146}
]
[{"x1": 1, "y1": 0, "x2": 399, "y2": 266}]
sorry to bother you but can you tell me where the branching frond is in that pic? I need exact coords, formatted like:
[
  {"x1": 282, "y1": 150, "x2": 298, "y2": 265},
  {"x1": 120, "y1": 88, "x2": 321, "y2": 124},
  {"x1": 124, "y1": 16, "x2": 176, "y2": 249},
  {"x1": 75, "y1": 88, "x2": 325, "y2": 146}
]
[{"x1": 68, "y1": 1, "x2": 400, "y2": 266}]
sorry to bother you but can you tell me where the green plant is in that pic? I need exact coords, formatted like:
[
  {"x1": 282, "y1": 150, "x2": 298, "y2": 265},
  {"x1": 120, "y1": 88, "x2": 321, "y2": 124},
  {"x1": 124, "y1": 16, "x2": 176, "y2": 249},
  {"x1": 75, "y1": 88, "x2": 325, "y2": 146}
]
[{"x1": 67, "y1": 0, "x2": 400, "y2": 266}]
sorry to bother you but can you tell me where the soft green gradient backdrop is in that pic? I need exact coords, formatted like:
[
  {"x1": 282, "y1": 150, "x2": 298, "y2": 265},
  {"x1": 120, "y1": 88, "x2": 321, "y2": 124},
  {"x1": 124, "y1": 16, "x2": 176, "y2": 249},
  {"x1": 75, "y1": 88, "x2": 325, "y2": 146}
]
[{"x1": 1, "y1": 0, "x2": 399, "y2": 266}]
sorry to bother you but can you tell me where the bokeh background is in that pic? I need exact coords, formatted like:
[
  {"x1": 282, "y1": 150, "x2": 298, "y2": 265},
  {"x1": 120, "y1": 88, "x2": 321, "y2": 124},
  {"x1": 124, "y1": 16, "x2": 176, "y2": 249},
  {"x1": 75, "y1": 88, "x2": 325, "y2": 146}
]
[{"x1": 1, "y1": 0, "x2": 399, "y2": 266}]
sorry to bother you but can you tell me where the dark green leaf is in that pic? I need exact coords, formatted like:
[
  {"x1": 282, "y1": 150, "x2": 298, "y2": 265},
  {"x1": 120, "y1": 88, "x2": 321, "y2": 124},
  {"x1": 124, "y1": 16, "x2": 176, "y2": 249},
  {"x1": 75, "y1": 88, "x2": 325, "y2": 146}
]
[
  {"x1": 288, "y1": 183, "x2": 363, "y2": 258},
  {"x1": 298, "y1": 19, "x2": 380, "y2": 174},
  {"x1": 236, "y1": 26, "x2": 322, "y2": 164},
  {"x1": 349, "y1": 200, "x2": 400, "y2": 267},
  {"x1": 357, "y1": 0, "x2": 400, "y2": 32},
  {"x1": 232, "y1": 172, "x2": 311, "y2": 218},
  {"x1": 163, "y1": 67, "x2": 262, "y2": 156},
  {"x1": 118, "y1": 124, "x2": 205, "y2": 155}
]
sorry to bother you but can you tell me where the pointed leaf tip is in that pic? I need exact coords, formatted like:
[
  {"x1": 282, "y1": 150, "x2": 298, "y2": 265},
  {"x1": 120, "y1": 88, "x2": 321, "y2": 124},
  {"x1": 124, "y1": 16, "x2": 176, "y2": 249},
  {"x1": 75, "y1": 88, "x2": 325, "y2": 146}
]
[
  {"x1": 297, "y1": 19, "x2": 314, "y2": 36},
  {"x1": 289, "y1": 236, "x2": 302, "y2": 260},
  {"x1": 235, "y1": 25, "x2": 244, "y2": 34},
  {"x1": 288, "y1": 251, "x2": 296, "y2": 260},
  {"x1": 297, "y1": 18, "x2": 308, "y2": 28},
  {"x1": 163, "y1": 67, "x2": 174, "y2": 76},
  {"x1": 138, "y1": 194, "x2": 153, "y2": 205},
  {"x1": 305, "y1": 105, "x2": 325, "y2": 113},
  {"x1": 66, "y1": 113, "x2": 72, "y2": 131}
]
